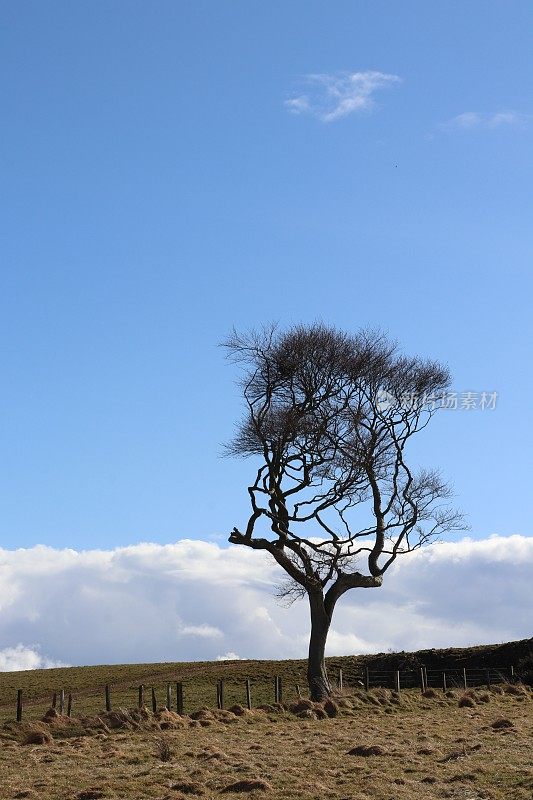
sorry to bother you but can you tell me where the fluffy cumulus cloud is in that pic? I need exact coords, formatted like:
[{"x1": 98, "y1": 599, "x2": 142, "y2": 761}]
[
  {"x1": 0, "y1": 536, "x2": 531, "y2": 670},
  {"x1": 217, "y1": 652, "x2": 241, "y2": 661},
  {"x1": 285, "y1": 71, "x2": 401, "y2": 122},
  {"x1": 441, "y1": 111, "x2": 529, "y2": 131}
]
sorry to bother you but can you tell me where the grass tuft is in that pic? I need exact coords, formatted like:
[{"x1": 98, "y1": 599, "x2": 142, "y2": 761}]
[
  {"x1": 221, "y1": 779, "x2": 273, "y2": 793},
  {"x1": 348, "y1": 744, "x2": 387, "y2": 756},
  {"x1": 155, "y1": 734, "x2": 173, "y2": 761}
]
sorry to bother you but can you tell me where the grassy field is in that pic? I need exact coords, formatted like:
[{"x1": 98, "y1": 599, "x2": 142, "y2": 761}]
[
  {"x1": 0, "y1": 682, "x2": 531, "y2": 800},
  {"x1": 1, "y1": 639, "x2": 530, "y2": 724},
  {"x1": 0, "y1": 657, "x2": 330, "y2": 723}
]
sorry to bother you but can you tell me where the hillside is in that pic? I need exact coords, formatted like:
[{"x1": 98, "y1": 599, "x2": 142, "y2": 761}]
[{"x1": 1, "y1": 637, "x2": 531, "y2": 723}]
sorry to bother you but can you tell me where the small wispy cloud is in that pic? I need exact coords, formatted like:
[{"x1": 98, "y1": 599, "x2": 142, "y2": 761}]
[
  {"x1": 285, "y1": 70, "x2": 401, "y2": 123},
  {"x1": 179, "y1": 623, "x2": 223, "y2": 639},
  {"x1": 441, "y1": 110, "x2": 529, "y2": 131}
]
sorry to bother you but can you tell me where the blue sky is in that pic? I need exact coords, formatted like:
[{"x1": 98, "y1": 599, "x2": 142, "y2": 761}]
[{"x1": 1, "y1": 1, "x2": 532, "y2": 551}]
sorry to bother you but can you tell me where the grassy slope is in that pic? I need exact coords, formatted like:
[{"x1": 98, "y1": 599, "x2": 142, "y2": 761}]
[
  {"x1": 1, "y1": 686, "x2": 531, "y2": 800},
  {"x1": 0, "y1": 638, "x2": 531, "y2": 723}
]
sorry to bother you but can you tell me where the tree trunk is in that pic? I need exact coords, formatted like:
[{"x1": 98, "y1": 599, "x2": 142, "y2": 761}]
[{"x1": 307, "y1": 591, "x2": 332, "y2": 701}]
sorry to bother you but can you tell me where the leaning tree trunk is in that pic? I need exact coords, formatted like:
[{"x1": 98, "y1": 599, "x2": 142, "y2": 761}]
[{"x1": 307, "y1": 591, "x2": 333, "y2": 701}]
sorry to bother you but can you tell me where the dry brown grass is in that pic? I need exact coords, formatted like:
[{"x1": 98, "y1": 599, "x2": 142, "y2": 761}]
[{"x1": 0, "y1": 687, "x2": 531, "y2": 800}]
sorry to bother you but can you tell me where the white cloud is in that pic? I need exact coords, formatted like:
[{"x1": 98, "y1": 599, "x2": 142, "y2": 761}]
[
  {"x1": 0, "y1": 535, "x2": 531, "y2": 670},
  {"x1": 0, "y1": 644, "x2": 68, "y2": 672},
  {"x1": 324, "y1": 630, "x2": 387, "y2": 656},
  {"x1": 216, "y1": 652, "x2": 241, "y2": 661},
  {"x1": 179, "y1": 624, "x2": 223, "y2": 639},
  {"x1": 285, "y1": 71, "x2": 401, "y2": 122},
  {"x1": 441, "y1": 111, "x2": 529, "y2": 131}
]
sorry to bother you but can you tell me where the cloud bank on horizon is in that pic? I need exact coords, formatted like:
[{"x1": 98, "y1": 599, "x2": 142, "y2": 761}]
[
  {"x1": 285, "y1": 70, "x2": 401, "y2": 122},
  {"x1": 0, "y1": 535, "x2": 531, "y2": 671}
]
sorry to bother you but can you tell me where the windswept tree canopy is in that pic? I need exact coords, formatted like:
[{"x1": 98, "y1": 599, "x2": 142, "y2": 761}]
[{"x1": 224, "y1": 323, "x2": 464, "y2": 602}]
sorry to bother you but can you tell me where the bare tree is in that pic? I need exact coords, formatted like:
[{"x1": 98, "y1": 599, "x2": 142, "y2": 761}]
[{"x1": 224, "y1": 323, "x2": 465, "y2": 700}]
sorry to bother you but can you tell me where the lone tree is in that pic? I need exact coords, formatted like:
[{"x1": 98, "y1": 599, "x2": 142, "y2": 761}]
[{"x1": 224, "y1": 323, "x2": 465, "y2": 700}]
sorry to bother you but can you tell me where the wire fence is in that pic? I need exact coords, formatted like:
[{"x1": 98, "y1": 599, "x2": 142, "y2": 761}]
[
  {"x1": 362, "y1": 665, "x2": 514, "y2": 691},
  {"x1": 5, "y1": 664, "x2": 517, "y2": 722}
]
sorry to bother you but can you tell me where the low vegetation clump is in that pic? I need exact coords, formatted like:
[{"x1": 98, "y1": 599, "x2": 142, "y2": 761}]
[
  {"x1": 347, "y1": 744, "x2": 387, "y2": 757},
  {"x1": 155, "y1": 735, "x2": 173, "y2": 762},
  {"x1": 491, "y1": 717, "x2": 514, "y2": 730},
  {"x1": 21, "y1": 726, "x2": 53, "y2": 746},
  {"x1": 458, "y1": 694, "x2": 476, "y2": 708},
  {"x1": 220, "y1": 779, "x2": 273, "y2": 794}
]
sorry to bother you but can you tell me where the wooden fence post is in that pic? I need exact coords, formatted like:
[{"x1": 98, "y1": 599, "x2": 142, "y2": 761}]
[
  {"x1": 338, "y1": 669, "x2": 343, "y2": 692},
  {"x1": 442, "y1": 672, "x2": 447, "y2": 693},
  {"x1": 462, "y1": 668, "x2": 467, "y2": 690},
  {"x1": 423, "y1": 666, "x2": 428, "y2": 690},
  {"x1": 176, "y1": 682, "x2": 184, "y2": 715},
  {"x1": 245, "y1": 679, "x2": 252, "y2": 711},
  {"x1": 105, "y1": 684, "x2": 111, "y2": 712},
  {"x1": 394, "y1": 670, "x2": 400, "y2": 693},
  {"x1": 59, "y1": 689, "x2": 65, "y2": 715},
  {"x1": 67, "y1": 694, "x2": 73, "y2": 717},
  {"x1": 419, "y1": 667, "x2": 425, "y2": 693},
  {"x1": 217, "y1": 680, "x2": 224, "y2": 710},
  {"x1": 510, "y1": 665, "x2": 514, "y2": 682},
  {"x1": 138, "y1": 685, "x2": 144, "y2": 708},
  {"x1": 16, "y1": 690, "x2": 23, "y2": 722},
  {"x1": 166, "y1": 683, "x2": 172, "y2": 711},
  {"x1": 364, "y1": 666, "x2": 370, "y2": 692},
  {"x1": 296, "y1": 684, "x2": 301, "y2": 698}
]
